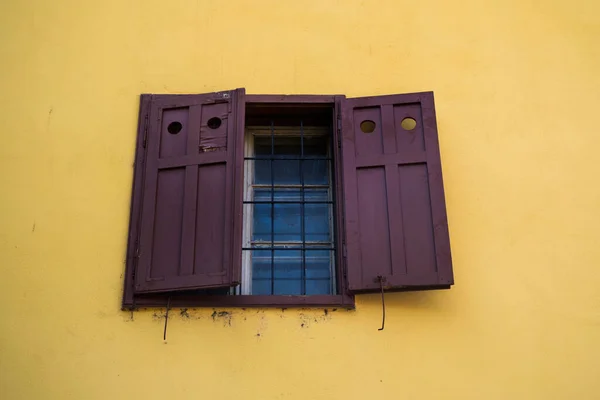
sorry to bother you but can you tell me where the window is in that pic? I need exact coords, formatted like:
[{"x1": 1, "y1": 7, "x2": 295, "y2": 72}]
[
  {"x1": 122, "y1": 91, "x2": 454, "y2": 309},
  {"x1": 243, "y1": 108, "x2": 336, "y2": 296}
]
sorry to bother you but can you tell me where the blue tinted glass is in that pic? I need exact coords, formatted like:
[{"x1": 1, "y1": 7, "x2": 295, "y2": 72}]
[
  {"x1": 255, "y1": 160, "x2": 329, "y2": 185},
  {"x1": 251, "y1": 249, "x2": 272, "y2": 280},
  {"x1": 274, "y1": 279, "x2": 302, "y2": 295},
  {"x1": 253, "y1": 202, "x2": 301, "y2": 241},
  {"x1": 254, "y1": 136, "x2": 328, "y2": 157},
  {"x1": 252, "y1": 190, "x2": 330, "y2": 242},
  {"x1": 253, "y1": 135, "x2": 329, "y2": 185},
  {"x1": 252, "y1": 279, "x2": 271, "y2": 295},
  {"x1": 305, "y1": 250, "x2": 332, "y2": 280},
  {"x1": 252, "y1": 250, "x2": 305, "y2": 295},
  {"x1": 250, "y1": 249, "x2": 333, "y2": 295},
  {"x1": 255, "y1": 160, "x2": 301, "y2": 185},
  {"x1": 305, "y1": 203, "x2": 330, "y2": 242},
  {"x1": 305, "y1": 280, "x2": 331, "y2": 295},
  {"x1": 249, "y1": 133, "x2": 334, "y2": 295},
  {"x1": 252, "y1": 203, "x2": 272, "y2": 242},
  {"x1": 303, "y1": 160, "x2": 329, "y2": 185}
]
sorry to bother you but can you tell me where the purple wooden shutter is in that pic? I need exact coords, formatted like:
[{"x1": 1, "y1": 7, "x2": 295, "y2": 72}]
[
  {"x1": 134, "y1": 89, "x2": 245, "y2": 293},
  {"x1": 341, "y1": 92, "x2": 453, "y2": 292}
]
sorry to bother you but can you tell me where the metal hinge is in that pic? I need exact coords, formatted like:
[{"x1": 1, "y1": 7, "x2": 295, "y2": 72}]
[
  {"x1": 337, "y1": 116, "x2": 342, "y2": 148},
  {"x1": 342, "y1": 243, "x2": 347, "y2": 258},
  {"x1": 142, "y1": 113, "x2": 149, "y2": 148}
]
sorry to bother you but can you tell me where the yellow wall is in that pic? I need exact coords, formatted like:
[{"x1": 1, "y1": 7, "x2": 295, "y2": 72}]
[{"x1": 1, "y1": 0, "x2": 600, "y2": 399}]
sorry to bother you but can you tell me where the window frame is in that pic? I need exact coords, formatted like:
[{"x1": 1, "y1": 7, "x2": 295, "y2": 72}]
[
  {"x1": 122, "y1": 94, "x2": 355, "y2": 309},
  {"x1": 243, "y1": 125, "x2": 337, "y2": 296}
]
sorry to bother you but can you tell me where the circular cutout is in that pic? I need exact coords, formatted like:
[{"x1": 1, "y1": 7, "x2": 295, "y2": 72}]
[
  {"x1": 207, "y1": 117, "x2": 222, "y2": 129},
  {"x1": 360, "y1": 120, "x2": 376, "y2": 133},
  {"x1": 401, "y1": 117, "x2": 417, "y2": 131},
  {"x1": 167, "y1": 121, "x2": 182, "y2": 135}
]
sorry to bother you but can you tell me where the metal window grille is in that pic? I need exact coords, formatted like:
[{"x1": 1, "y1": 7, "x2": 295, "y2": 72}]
[{"x1": 242, "y1": 120, "x2": 337, "y2": 295}]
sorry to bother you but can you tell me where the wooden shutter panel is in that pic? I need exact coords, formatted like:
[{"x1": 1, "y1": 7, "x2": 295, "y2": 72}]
[
  {"x1": 134, "y1": 89, "x2": 245, "y2": 293},
  {"x1": 341, "y1": 92, "x2": 453, "y2": 292}
]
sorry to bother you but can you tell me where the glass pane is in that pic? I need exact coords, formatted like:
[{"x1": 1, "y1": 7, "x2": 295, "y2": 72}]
[
  {"x1": 305, "y1": 203, "x2": 330, "y2": 242},
  {"x1": 305, "y1": 250, "x2": 333, "y2": 280},
  {"x1": 252, "y1": 279, "x2": 271, "y2": 295},
  {"x1": 254, "y1": 136, "x2": 328, "y2": 157},
  {"x1": 254, "y1": 202, "x2": 303, "y2": 242},
  {"x1": 255, "y1": 159, "x2": 301, "y2": 185},
  {"x1": 251, "y1": 249, "x2": 334, "y2": 295},
  {"x1": 251, "y1": 249, "x2": 272, "y2": 280},
  {"x1": 252, "y1": 250, "x2": 304, "y2": 295},
  {"x1": 255, "y1": 159, "x2": 329, "y2": 185},
  {"x1": 254, "y1": 189, "x2": 328, "y2": 202},
  {"x1": 252, "y1": 203, "x2": 272, "y2": 242},
  {"x1": 303, "y1": 159, "x2": 329, "y2": 185},
  {"x1": 274, "y1": 203, "x2": 301, "y2": 241},
  {"x1": 305, "y1": 279, "x2": 331, "y2": 295},
  {"x1": 274, "y1": 279, "x2": 302, "y2": 295},
  {"x1": 253, "y1": 190, "x2": 330, "y2": 242}
]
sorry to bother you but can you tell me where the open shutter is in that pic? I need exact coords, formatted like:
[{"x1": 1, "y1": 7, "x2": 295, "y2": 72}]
[
  {"x1": 134, "y1": 89, "x2": 245, "y2": 293},
  {"x1": 341, "y1": 92, "x2": 453, "y2": 292}
]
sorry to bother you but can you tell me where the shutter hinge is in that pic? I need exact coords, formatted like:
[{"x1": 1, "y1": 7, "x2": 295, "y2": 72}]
[
  {"x1": 341, "y1": 243, "x2": 348, "y2": 281},
  {"x1": 337, "y1": 116, "x2": 342, "y2": 148},
  {"x1": 142, "y1": 113, "x2": 149, "y2": 148},
  {"x1": 131, "y1": 243, "x2": 139, "y2": 290}
]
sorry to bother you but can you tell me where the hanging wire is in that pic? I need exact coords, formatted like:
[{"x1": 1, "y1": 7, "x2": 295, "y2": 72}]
[
  {"x1": 378, "y1": 276, "x2": 386, "y2": 331},
  {"x1": 163, "y1": 297, "x2": 171, "y2": 341}
]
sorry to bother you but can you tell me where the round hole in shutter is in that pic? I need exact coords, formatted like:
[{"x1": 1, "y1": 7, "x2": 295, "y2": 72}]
[
  {"x1": 167, "y1": 121, "x2": 183, "y2": 135},
  {"x1": 401, "y1": 117, "x2": 417, "y2": 131},
  {"x1": 207, "y1": 117, "x2": 222, "y2": 129},
  {"x1": 360, "y1": 120, "x2": 376, "y2": 133}
]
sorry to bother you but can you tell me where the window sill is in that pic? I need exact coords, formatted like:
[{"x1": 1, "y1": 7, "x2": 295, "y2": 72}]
[{"x1": 123, "y1": 294, "x2": 355, "y2": 310}]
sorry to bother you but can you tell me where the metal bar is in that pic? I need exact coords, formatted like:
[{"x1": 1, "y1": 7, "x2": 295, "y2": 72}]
[
  {"x1": 270, "y1": 120, "x2": 275, "y2": 295},
  {"x1": 378, "y1": 276, "x2": 386, "y2": 331},
  {"x1": 300, "y1": 119, "x2": 306, "y2": 295},
  {"x1": 163, "y1": 297, "x2": 171, "y2": 341},
  {"x1": 243, "y1": 247, "x2": 335, "y2": 251},
  {"x1": 250, "y1": 240, "x2": 332, "y2": 244},
  {"x1": 246, "y1": 202, "x2": 333, "y2": 206},
  {"x1": 253, "y1": 277, "x2": 332, "y2": 281},
  {"x1": 328, "y1": 125, "x2": 336, "y2": 295},
  {"x1": 245, "y1": 156, "x2": 331, "y2": 161},
  {"x1": 251, "y1": 184, "x2": 329, "y2": 188},
  {"x1": 249, "y1": 243, "x2": 334, "y2": 247}
]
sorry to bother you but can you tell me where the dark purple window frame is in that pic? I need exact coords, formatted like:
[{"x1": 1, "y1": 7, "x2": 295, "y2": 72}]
[{"x1": 122, "y1": 94, "x2": 355, "y2": 309}]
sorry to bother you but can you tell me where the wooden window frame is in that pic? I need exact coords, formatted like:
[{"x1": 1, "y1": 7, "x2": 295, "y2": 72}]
[{"x1": 122, "y1": 95, "x2": 355, "y2": 309}]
